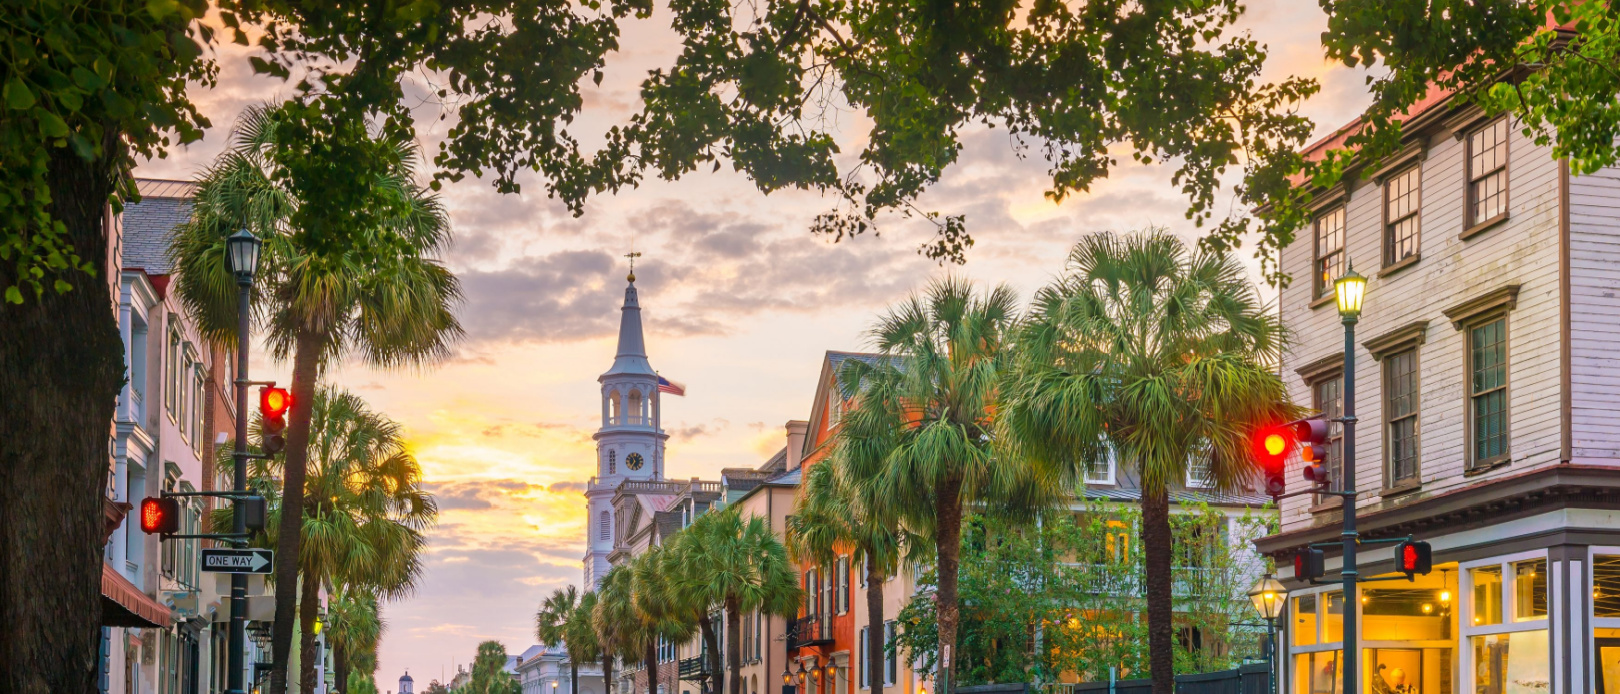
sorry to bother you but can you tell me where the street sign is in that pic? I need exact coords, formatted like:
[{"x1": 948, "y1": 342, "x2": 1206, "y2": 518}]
[{"x1": 200, "y1": 548, "x2": 274, "y2": 574}]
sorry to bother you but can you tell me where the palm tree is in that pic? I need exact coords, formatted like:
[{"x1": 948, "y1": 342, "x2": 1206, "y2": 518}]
[
  {"x1": 169, "y1": 102, "x2": 462, "y2": 694},
  {"x1": 327, "y1": 587, "x2": 384, "y2": 694},
  {"x1": 653, "y1": 540, "x2": 723, "y2": 694},
  {"x1": 538, "y1": 586, "x2": 601, "y2": 694},
  {"x1": 632, "y1": 546, "x2": 698, "y2": 691},
  {"x1": 999, "y1": 231, "x2": 1295, "y2": 694},
  {"x1": 669, "y1": 507, "x2": 802, "y2": 694},
  {"x1": 468, "y1": 641, "x2": 521, "y2": 694},
  {"x1": 214, "y1": 386, "x2": 437, "y2": 691},
  {"x1": 786, "y1": 457, "x2": 907, "y2": 694},
  {"x1": 839, "y1": 277, "x2": 1028, "y2": 694},
  {"x1": 593, "y1": 566, "x2": 634, "y2": 694}
]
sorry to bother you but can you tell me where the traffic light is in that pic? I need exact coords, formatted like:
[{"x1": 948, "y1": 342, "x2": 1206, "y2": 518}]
[
  {"x1": 139, "y1": 497, "x2": 180, "y2": 535},
  {"x1": 240, "y1": 495, "x2": 267, "y2": 531},
  {"x1": 260, "y1": 386, "x2": 292, "y2": 454},
  {"x1": 1295, "y1": 547, "x2": 1325, "y2": 582},
  {"x1": 1253, "y1": 425, "x2": 1294, "y2": 498},
  {"x1": 1297, "y1": 419, "x2": 1331, "y2": 487},
  {"x1": 1396, "y1": 540, "x2": 1433, "y2": 577}
]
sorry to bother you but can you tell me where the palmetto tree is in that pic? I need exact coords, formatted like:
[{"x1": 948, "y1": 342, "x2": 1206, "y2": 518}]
[
  {"x1": 215, "y1": 386, "x2": 437, "y2": 692},
  {"x1": 653, "y1": 540, "x2": 723, "y2": 694},
  {"x1": 786, "y1": 456, "x2": 907, "y2": 694},
  {"x1": 999, "y1": 231, "x2": 1295, "y2": 694},
  {"x1": 839, "y1": 277, "x2": 1028, "y2": 694},
  {"x1": 170, "y1": 103, "x2": 461, "y2": 694},
  {"x1": 538, "y1": 585, "x2": 602, "y2": 694},
  {"x1": 669, "y1": 508, "x2": 802, "y2": 694},
  {"x1": 327, "y1": 587, "x2": 384, "y2": 694}
]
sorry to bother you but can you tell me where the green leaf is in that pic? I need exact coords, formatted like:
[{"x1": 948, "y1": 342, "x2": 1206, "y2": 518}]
[
  {"x1": 4, "y1": 286, "x2": 21, "y2": 304},
  {"x1": 4, "y1": 78, "x2": 36, "y2": 110},
  {"x1": 36, "y1": 109, "x2": 70, "y2": 138}
]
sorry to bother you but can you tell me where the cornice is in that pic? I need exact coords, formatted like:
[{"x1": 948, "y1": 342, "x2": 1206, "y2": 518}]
[
  {"x1": 1442, "y1": 284, "x2": 1521, "y2": 330},
  {"x1": 1363, "y1": 320, "x2": 1429, "y2": 360},
  {"x1": 1293, "y1": 351, "x2": 1345, "y2": 384}
]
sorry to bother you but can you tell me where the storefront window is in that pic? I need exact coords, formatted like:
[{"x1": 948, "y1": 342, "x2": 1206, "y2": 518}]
[
  {"x1": 1471, "y1": 566, "x2": 1502, "y2": 626},
  {"x1": 1325, "y1": 592, "x2": 1345, "y2": 643},
  {"x1": 1596, "y1": 627, "x2": 1620, "y2": 694},
  {"x1": 1363, "y1": 584, "x2": 1453, "y2": 642},
  {"x1": 1469, "y1": 630, "x2": 1548, "y2": 694},
  {"x1": 1597, "y1": 555, "x2": 1620, "y2": 618},
  {"x1": 1366, "y1": 648, "x2": 1451, "y2": 694},
  {"x1": 1294, "y1": 651, "x2": 1341, "y2": 694},
  {"x1": 1511, "y1": 559, "x2": 1546, "y2": 622},
  {"x1": 1295, "y1": 594, "x2": 1319, "y2": 647}
]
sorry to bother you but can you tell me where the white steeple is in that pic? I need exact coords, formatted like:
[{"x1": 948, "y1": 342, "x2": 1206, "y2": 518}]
[{"x1": 583, "y1": 259, "x2": 668, "y2": 587}]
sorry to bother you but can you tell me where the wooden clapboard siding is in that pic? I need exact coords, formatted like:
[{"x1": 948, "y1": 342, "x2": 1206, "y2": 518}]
[
  {"x1": 1567, "y1": 168, "x2": 1620, "y2": 461},
  {"x1": 1278, "y1": 124, "x2": 1566, "y2": 534}
]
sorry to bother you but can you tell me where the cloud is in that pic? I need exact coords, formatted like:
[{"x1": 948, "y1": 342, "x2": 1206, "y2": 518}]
[
  {"x1": 456, "y1": 250, "x2": 620, "y2": 343},
  {"x1": 547, "y1": 481, "x2": 589, "y2": 494},
  {"x1": 422, "y1": 478, "x2": 543, "y2": 511}
]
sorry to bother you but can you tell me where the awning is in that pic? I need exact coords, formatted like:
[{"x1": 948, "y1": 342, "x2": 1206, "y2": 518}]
[{"x1": 101, "y1": 563, "x2": 172, "y2": 628}]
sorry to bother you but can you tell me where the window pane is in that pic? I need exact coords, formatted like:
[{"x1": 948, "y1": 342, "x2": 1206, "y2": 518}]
[
  {"x1": 1315, "y1": 377, "x2": 1344, "y2": 492},
  {"x1": 1513, "y1": 559, "x2": 1547, "y2": 621},
  {"x1": 1385, "y1": 167, "x2": 1421, "y2": 263},
  {"x1": 1324, "y1": 592, "x2": 1345, "y2": 643},
  {"x1": 1315, "y1": 207, "x2": 1346, "y2": 297},
  {"x1": 1293, "y1": 594, "x2": 1318, "y2": 646},
  {"x1": 1385, "y1": 349, "x2": 1420, "y2": 485},
  {"x1": 1597, "y1": 556, "x2": 1620, "y2": 618},
  {"x1": 1472, "y1": 565, "x2": 1503, "y2": 626},
  {"x1": 1293, "y1": 651, "x2": 1341, "y2": 694},
  {"x1": 1470, "y1": 319, "x2": 1509, "y2": 464},
  {"x1": 1470, "y1": 630, "x2": 1549, "y2": 694}
]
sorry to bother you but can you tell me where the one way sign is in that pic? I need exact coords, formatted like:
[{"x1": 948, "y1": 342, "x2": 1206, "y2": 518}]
[{"x1": 200, "y1": 548, "x2": 274, "y2": 574}]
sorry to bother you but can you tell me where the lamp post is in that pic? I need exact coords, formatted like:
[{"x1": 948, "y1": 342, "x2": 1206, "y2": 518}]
[
  {"x1": 1248, "y1": 574, "x2": 1287, "y2": 694},
  {"x1": 226, "y1": 228, "x2": 262, "y2": 694},
  {"x1": 1333, "y1": 264, "x2": 1367, "y2": 694}
]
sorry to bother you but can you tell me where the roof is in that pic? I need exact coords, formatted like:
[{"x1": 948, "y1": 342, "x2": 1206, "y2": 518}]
[
  {"x1": 122, "y1": 178, "x2": 197, "y2": 274},
  {"x1": 826, "y1": 350, "x2": 888, "y2": 397},
  {"x1": 603, "y1": 277, "x2": 656, "y2": 378},
  {"x1": 765, "y1": 468, "x2": 801, "y2": 486},
  {"x1": 400, "y1": 672, "x2": 415, "y2": 683},
  {"x1": 1079, "y1": 486, "x2": 1272, "y2": 507}
]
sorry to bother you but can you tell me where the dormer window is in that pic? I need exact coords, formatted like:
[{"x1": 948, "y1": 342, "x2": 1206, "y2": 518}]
[{"x1": 1084, "y1": 442, "x2": 1117, "y2": 485}]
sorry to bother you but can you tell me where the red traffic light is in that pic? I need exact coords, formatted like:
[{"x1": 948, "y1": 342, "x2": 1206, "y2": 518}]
[
  {"x1": 139, "y1": 497, "x2": 180, "y2": 535},
  {"x1": 260, "y1": 387, "x2": 292, "y2": 418},
  {"x1": 1253, "y1": 425, "x2": 1294, "y2": 468},
  {"x1": 1397, "y1": 540, "x2": 1433, "y2": 576}
]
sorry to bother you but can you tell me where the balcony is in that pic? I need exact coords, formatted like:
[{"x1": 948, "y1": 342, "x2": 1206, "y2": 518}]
[
  {"x1": 678, "y1": 655, "x2": 711, "y2": 681},
  {"x1": 1061, "y1": 564, "x2": 1229, "y2": 599},
  {"x1": 786, "y1": 615, "x2": 833, "y2": 650}
]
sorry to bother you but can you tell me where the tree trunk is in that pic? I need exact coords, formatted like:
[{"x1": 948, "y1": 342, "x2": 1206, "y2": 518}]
[
  {"x1": 1141, "y1": 486, "x2": 1174, "y2": 694},
  {"x1": 299, "y1": 566, "x2": 323, "y2": 692},
  {"x1": 335, "y1": 641, "x2": 349, "y2": 694},
  {"x1": 866, "y1": 562, "x2": 885, "y2": 694},
  {"x1": 270, "y1": 327, "x2": 324, "y2": 694},
  {"x1": 602, "y1": 653, "x2": 614, "y2": 694},
  {"x1": 699, "y1": 613, "x2": 721, "y2": 694},
  {"x1": 933, "y1": 476, "x2": 964, "y2": 694},
  {"x1": 645, "y1": 638, "x2": 660, "y2": 694},
  {"x1": 725, "y1": 597, "x2": 743, "y2": 694},
  {"x1": 571, "y1": 656, "x2": 579, "y2": 694},
  {"x1": 0, "y1": 141, "x2": 125, "y2": 694}
]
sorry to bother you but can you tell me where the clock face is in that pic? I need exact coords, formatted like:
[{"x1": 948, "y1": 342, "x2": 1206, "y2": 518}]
[{"x1": 626, "y1": 452, "x2": 645, "y2": 471}]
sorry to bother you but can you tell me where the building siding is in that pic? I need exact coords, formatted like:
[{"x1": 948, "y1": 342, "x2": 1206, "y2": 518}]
[{"x1": 1566, "y1": 167, "x2": 1620, "y2": 460}]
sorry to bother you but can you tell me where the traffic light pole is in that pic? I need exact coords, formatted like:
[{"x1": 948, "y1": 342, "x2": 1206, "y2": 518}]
[
  {"x1": 229, "y1": 278, "x2": 251, "y2": 694},
  {"x1": 1339, "y1": 311, "x2": 1359, "y2": 694}
]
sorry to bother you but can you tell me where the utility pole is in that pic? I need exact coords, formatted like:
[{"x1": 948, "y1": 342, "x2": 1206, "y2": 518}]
[{"x1": 227, "y1": 229, "x2": 263, "y2": 694}]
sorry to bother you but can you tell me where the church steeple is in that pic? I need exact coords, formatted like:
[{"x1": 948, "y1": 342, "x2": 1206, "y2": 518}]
[{"x1": 605, "y1": 254, "x2": 654, "y2": 378}]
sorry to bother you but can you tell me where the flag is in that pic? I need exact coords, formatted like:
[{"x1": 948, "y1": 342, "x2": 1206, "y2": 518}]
[{"x1": 657, "y1": 375, "x2": 686, "y2": 396}]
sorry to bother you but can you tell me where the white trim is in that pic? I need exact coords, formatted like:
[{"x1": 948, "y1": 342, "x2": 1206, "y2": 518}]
[{"x1": 1084, "y1": 444, "x2": 1117, "y2": 486}]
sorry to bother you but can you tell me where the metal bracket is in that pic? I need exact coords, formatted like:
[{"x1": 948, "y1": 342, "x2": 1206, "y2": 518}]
[
  {"x1": 234, "y1": 379, "x2": 277, "y2": 387},
  {"x1": 161, "y1": 490, "x2": 261, "y2": 500},
  {"x1": 163, "y1": 532, "x2": 252, "y2": 541}
]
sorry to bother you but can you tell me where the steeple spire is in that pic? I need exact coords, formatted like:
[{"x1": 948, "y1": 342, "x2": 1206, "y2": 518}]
[{"x1": 605, "y1": 254, "x2": 654, "y2": 377}]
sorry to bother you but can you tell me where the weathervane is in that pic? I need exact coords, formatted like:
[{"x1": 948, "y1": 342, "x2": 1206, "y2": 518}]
[{"x1": 625, "y1": 251, "x2": 642, "y2": 282}]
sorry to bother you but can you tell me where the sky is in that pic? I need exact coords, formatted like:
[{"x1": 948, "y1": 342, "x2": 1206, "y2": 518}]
[{"x1": 134, "y1": 3, "x2": 1377, "y2": 688}]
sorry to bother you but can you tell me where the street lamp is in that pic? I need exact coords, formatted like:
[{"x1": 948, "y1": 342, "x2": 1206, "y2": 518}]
[
  {"x1": 1248, "y1": 574, "x2": 1287, "y2": 694},
  {"x1": 1333, "y1": 263, "x2": 1367, "y2": 694},
  {"x1": 226, "y1": 229, "x2": 263, "y2": 283},
  {"x1": 782, "y1": 668, "x2": 792, "y2": 687}
]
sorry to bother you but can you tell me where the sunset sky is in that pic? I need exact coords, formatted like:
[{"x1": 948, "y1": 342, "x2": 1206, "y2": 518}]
[{"x1": 134, "y1": 2, "x2": 1377, "y2": 687}]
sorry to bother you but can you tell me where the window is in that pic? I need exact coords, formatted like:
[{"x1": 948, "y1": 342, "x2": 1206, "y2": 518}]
[
  {"x1": 600, "y1": 511, "x2": 611, "y2": 541},
  {"x1": 858, "y1": 627, "x2": 869, "y2": 688},
  {"x1": 883, "y1": 621, "x2": 897, "y2": 685},
  {"x1": 806, "y1": 568, "x2": 820, "y2": 618},
  {"x1": 1468, "y1": 317, "x2": 1509, "y2": 468},
  {"x1": 608, "y1": 449, "x2": 616, "y2": 474},
  {"x1": 193, "y1": 365, "x2": 207, "y2": 457},
  {"x1": 1467, "y1": 118, "x2": 1509, "y2": 228},
  {"x1": 1313, "y1": 206, "x2": 1346, "y2": 299},
  {"x1": 1464, "y1": 554, "x2": 1549, "y2": 693},
  {"x1": 1384, "y1": 166, "x2": 1421, "y2": 265},
  {"x1": 166, "y1": 326, "x2": 181, "y2": 417},
  {"x1": 836, "y1": 557, "x2": 850, "y2": 614},
  {"x1": 754, "y1": 611, "x2": 762, "y2": 661},
  {"x1": 1185, "y1": 448, "x2": 1213, "y2": 489},
  {"x1": 1085, "y1": 442, "x2": 1116, "y2": 485},
  {"x1": 1384, "y1": 348, "x2": 1420, "y2": 487},
  {"x1": 1312, "y1": 375, "x2": 1344, "y2": 497},
  {"x1": 1105, "y1": 520, "x2": 1131, "y2": 564}
]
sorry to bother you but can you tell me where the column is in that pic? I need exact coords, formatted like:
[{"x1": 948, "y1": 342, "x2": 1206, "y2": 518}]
[{"x1": 1549, "y1": 544, "x2": 1589, "y2": 694}]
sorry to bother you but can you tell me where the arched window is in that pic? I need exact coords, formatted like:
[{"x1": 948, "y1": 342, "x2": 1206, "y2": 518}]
[
  {"x1": 609, "y1": 390, "x2": 621, "y2": 424},
  {"x1": 628, "y1": 390, "x2": 643, "y2": 425},
  {"x1": 600, "y1": 511, "x2": 611, "y2": 540},
  {"x1": 608, "y1": 449, "x2": 616, "y2": 474}
]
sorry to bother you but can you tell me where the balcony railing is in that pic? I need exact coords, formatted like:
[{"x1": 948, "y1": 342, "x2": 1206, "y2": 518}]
[
  {"x1": 786, "y1": 615, "x2": 833, "y2": 650},
  {"x1": 1059, "y1": 563, "x2": 1230, "y2": 599},
  {"x1": 678, "y1": 655, "x2": 711, "y2": 681}
]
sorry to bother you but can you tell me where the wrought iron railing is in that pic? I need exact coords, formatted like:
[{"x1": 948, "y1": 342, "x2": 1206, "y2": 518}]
[{"x1": 786, "y1": 615, "x2": 833, "y2": 650}]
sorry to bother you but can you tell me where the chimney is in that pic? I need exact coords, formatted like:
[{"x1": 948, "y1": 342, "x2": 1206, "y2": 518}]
[{"x1": 784, "y1": 420, "x2": 809, "y2": 470}]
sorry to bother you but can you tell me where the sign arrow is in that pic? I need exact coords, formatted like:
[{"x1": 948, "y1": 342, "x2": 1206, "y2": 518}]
[{"x1": 200, "y1": 548, "x2": 275, "y2": 574}]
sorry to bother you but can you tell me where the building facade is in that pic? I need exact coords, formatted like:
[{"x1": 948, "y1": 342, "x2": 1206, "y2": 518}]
[
  {"x1": 1257, "y1": 86, "x2": 1620, "y2": 693},
  {"x1": 516, "y1": 643, "x2": 606, "y2": 694}
]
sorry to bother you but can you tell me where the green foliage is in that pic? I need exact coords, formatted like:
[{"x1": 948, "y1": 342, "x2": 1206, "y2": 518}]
[
  {"x1": 604, "y1": 0, "x2": 1318, "y2": 264},
  {"x1": 327, "y1": 587, "x2": 385, "y2": 675},
  {"x1": 467, "y1": 641, "x2": 522, "y2": 694},
  {"x1": 347, "y1": 672, "x2": 380, "y2": 694},
  {"x1": 893, "y1": 506, "x2": 1275, "y2": 685},
  {"x1": 0, "y1": 0, "x2": 214, "y2": 303}
]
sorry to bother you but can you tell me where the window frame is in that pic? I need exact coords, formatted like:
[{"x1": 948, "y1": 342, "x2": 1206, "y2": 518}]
[
  {"x1": 1381, "y1": 347, "x2": 1421, "y2": 492},
  {"x1": 883, "y1": 621, "x2": 897, "y2": 686},
  {"x1": 836, "y1": 556, "x2": 850, "y2": 615},
  {"x1": 1085, "y1": 442, "x2": 1117, "y2": 486},
  {"x1": 1312, "y1": 206, "x2": 1347, "y2": 301},
  {"x1": 1459, "y1": 550, "x2": 1550, "y2": 693},
  {"x1": 1465, "y1": 117, "x2": 1511, "y2": 234},
  {"x1": 1465, "y1": 315, "x2": 1511, "y2": 471},
  {"x1": 1382, "y1": 164, "x2": 1422, "y2": 269},
  {"x1": 858, "y1": 626, "x2": 869, "y2": 689}
]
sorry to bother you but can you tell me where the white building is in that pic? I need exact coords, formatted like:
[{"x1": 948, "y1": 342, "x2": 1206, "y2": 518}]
[{"x1": 516, "y1": 644, "x2": 606, "y2": 694}]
